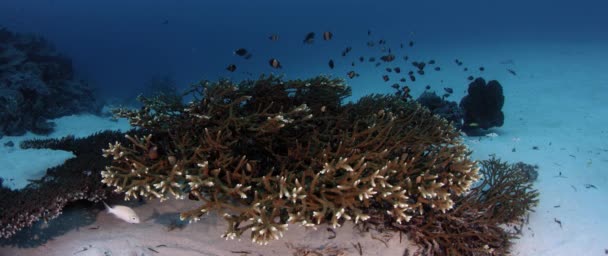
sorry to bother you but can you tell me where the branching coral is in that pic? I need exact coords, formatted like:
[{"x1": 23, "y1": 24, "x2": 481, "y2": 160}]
[
  {"x1": 385, "y1": 155, "x2": 539, "y2": 255},
  {"x1": 102, "y1": 75, "x2": 479, "y2": 245}
]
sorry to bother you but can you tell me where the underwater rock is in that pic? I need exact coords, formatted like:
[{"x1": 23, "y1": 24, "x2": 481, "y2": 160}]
[
  {"x1": 459, "y1": 77, "x2": 504, "y2": 132},
  {"x1": 0, "y1": 27, "x2": 103, "y2": 136}
]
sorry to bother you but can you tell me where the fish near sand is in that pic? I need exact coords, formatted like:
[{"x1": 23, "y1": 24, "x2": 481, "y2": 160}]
[{"x1": 103, "y1": 201, "x2": 140, "y2": 224}]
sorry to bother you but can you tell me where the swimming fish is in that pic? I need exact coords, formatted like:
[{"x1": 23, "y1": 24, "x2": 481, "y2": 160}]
[
  {"x1": 328, "y1": 59, "x2": 335, "y2": 69},
  {"x1": 234, "y1": 48, "x2": 248, "y2": 57},
  {"x1": 303, "y1": 32, "x2": 315, "y2": 44},
  {"x1": 323, "y1": 31, "x2": 333, "y2": 40},
  {"x1": 226, "y1": 64, "x2": 237, "y2": 72},
  {"x1": 380, "y1": 54, "x2": 395, "y2": 62},
  {"x1": 269, "y1": 58, "x2": 282, "y2": 69},
  {"x1": 347, "y1": 71, "x2": 357, "y2": 79},
  {"x1": 268, "y1": 34, "x2": 279, "y2": 41},
  {"x1": 103, "y1": 201, "x2": 140, "y2": 224}
]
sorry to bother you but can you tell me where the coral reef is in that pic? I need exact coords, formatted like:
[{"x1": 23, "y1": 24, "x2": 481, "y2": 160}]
[
  {"x1": 416, "y1": 90, "x2": 463, "y2": 128},
  {"x1": 381, "y1": 155, "x2": 539, "y2": 255},
  {"x1": 0, "y1": 130, "x2": 139, "y2": 239},
  {"x1": 0, "y1": 27, "x2": 103, "y2": 136},
  {"x1": 101, "y1": 75, "x2": 480, "y2": 245},
  {"x1": 459, "y1": 78, "x2": 505, "y2": 133}
]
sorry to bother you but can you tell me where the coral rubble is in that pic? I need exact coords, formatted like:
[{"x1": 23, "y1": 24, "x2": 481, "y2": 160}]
[
  {"x1": 0, "y1": 27, "x2": 103, "y2": 136},
  {"x1": 102, "y1": 75, "x2": 480, "y2": 245}
]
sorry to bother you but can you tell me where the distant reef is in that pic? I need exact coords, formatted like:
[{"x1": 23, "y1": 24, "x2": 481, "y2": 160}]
[{"x1": 0, "y1": 27, "x2": 103, "y2": 136}]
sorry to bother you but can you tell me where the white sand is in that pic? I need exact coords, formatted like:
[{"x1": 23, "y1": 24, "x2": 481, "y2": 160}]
[{"x1": 1, "y1": 41, "x2": 607, "y2": 255}]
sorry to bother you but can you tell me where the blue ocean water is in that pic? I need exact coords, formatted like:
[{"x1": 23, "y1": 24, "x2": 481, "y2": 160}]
[
  {"x1": 1, "y1": 0, "x2": 606, "y2": 102},
  {"x1": 1, "y1": 1, "x2": 608, "y2": 255}
]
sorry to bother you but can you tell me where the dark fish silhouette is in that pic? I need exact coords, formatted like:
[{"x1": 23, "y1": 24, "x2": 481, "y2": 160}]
[
  {"x1": 412, "y1": 61, "x2": 426, "y2": 70},
  {"x1": 226, "y1": 64, "x2": 237, "y2": 72},
  {"x1": 408, "y1": 41, "x2": 414, "y2": 47},
  {"x1": 409, "y1": 75, "x2": 416, "y2": 82},
  {"x1": 444, "y1": 87, "x2": 454, "y2": 94},
  {"x1": 359, "y1": 56, "x2": 364, "y2": 62},
  {"x1": 479, "y1": 66, "x2": 485, "y2": 71},
  {"x1": 394, "y1": 67, "x2": 401, "y2": 73},
  {"x1": 391, "y1": 83, "x2": 400, "y2": 89},
  {"x1": 347, "y1": 71, "x2": 357, "y2": 79},
  {"x1": 341, "y1": 46, "x2": 352, "y2": 57},
  {"x1": 386, "y1": 68, "x2": 392, "y2": 72},
  {"x1": 269, "y1": 58, "x2": 282, "y2": 69},
  {"x1": 425, "y1": 85, "x2": 431, "y2": 90},
  {"x1": 380, "y1": 54, "x2": 395, "y2": 62},
  {"x1": 268, "y1": 34, "x2": 279, "y2": 41},
  {"x1": 328, "y1": 59, "x2": 335, "y2": 69},
  {"x1": 303, "y1": 32, "x2": 315, "y2": 44},
  {"x1": 382, "y1": 75, "x2": 389, "y2": 82},
  {"x1": 428, "y1": 60, "x2": 436, "y2": 64},
  {"x1": 467, "y1": 75, "x2": 474, "y2": 81},
  {"x1": 368, "y1": 29, "x2": 372, "y2": 36},
  {"x1": 367, "y1": 41, "x2": 375, "y2": 47},
  {"x1": 455, "y1": 59, "x2": 463, "y2": 66},
  {"x1": 400, "y1": 78, "x2": 406, "y2": 82},
  {"x1": 434, "y1": 66, "x2": 441, "y2": 71},
  {"x1": 234, "y1": 48, "x2": 248, "y2": 56},
  {"x1": 507, "y1": 69, "x2": 517, "y2": 76},
  {"x1": 323, "y1": 31, "x2": 333, "y2": 40}
]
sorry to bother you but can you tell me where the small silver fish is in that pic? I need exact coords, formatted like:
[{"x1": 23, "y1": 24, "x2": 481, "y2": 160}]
[{"x1": 103, "y1": 201, "x2": 140, "y2": 224}]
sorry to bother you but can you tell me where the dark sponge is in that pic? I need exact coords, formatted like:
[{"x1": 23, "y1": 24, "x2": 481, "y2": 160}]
[{"x1": 459, "y1": 77, "x2": 504, "y2": 131}]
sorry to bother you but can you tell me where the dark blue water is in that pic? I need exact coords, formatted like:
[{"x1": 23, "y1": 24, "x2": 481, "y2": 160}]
[{"x1": 1, "y1": 0, "x2": 606, "y2": 101}]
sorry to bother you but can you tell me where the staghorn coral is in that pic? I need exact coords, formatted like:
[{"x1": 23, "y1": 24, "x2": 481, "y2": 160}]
[
  {"x1": 384, "y1": 155, "x2": 539, "y2": 255},
  {"x1": 0, "y1": 130, "x2": 140, "y2": 239},
  {"x1": 101, "y1": 75, "x2": 479, "y2": 245}
]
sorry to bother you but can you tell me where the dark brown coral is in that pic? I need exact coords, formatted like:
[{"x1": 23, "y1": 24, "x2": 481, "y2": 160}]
[
  {"x1": 102, "y1": 75, "x2": 479, "y2": 245},
  {"x1": 386, "y1": 155, "x2": 539, "y2": 255},
  {"x1": 0, "y1": 130, "x2": 141, "y2": 239}
]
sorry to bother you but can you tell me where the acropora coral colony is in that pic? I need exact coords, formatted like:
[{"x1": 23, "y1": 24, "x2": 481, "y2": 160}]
[{"x1": 101, "y1": 75, "x2": 482, "y2": 245}]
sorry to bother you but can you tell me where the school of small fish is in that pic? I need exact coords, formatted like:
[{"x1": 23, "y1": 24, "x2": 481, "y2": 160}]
[{"x1": 222, "y1": 29, "x2": 510, "y2": 99}]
